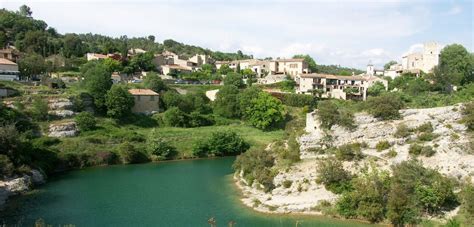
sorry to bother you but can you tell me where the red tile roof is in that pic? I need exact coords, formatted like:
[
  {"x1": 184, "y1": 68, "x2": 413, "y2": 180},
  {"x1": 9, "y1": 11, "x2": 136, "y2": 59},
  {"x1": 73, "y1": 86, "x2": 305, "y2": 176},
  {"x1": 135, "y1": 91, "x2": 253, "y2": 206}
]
[{"x1": 128, "y1": 89, "x2": 159, "y2": 96}]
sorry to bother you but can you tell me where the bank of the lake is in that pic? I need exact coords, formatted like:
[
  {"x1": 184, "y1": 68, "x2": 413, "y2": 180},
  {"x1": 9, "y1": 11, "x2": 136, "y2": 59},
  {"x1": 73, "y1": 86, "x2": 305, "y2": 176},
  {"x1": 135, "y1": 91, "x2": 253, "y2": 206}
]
[{"x1": 0, "y1": 157, "x2": 376, "y2": 227}]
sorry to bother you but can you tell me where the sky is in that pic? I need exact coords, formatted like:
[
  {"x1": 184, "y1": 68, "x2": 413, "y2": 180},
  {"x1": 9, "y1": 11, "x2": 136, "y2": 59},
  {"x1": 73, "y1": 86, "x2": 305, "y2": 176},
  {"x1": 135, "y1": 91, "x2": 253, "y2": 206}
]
[{"x1": 1, "y1": 0, "x2": 473, "y2": 69}]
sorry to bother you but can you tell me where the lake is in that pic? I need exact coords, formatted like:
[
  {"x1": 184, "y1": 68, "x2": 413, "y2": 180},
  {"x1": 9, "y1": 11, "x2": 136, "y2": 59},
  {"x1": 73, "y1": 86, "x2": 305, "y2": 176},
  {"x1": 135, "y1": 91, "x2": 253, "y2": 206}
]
[{"x1": 1, "y1": 157, "x2": 375, "y2": 226}]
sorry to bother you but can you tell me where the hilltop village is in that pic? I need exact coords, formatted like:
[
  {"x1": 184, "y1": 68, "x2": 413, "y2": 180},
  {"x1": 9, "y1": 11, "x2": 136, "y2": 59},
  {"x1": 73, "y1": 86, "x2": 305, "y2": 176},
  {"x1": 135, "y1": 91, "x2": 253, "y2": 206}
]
[{"x1": 0, "y1": 5, "x2": 473, "y2": 227}]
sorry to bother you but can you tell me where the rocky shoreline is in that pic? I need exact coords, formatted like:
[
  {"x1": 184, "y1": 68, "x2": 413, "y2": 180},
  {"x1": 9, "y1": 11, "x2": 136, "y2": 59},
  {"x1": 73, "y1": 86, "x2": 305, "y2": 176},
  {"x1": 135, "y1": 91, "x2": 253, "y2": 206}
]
[{"x1": 0, "y1": 170, "x2": 45, "y2": 211}]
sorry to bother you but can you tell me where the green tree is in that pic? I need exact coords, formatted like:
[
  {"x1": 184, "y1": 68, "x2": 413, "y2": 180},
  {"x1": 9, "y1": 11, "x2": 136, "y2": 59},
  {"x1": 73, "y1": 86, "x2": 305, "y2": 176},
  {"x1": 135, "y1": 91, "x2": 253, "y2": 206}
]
[
  {"x1": 74, "y1": 112, "x2": 96, "y2": 131},
  {"x1": 433, "y1": 44, "x2": 473, "y2": 90},
  {"x1": 218, "y1": 64, "x2": 233, "y2": 75},
  {"x1": 105, "y1": 85, "x2": 134, "y2": 119},
  {"x1": 83, "y1": 63, "x2": 113, "y2": 113},
  {"x1": 118, "y1": 142, "x2": 148, "y2": 164},
  {"x1": 316, "y1": 158, "x2": 353, "y2": 194},
  {"x1": 293, "y1": 54, "x2": 317, "y2": 72},
  {"x1": 19, "y1": 5, "x2": 32, "y2": 17},
  {"x1": 214, "y1": 85, "x2": 241, "y2": 118},
  {"x1": 223, "y1": 72, "x2": 245, "y2": 88},
  {"x1": 459, "y1": 180, "x2": 474, "y2": 226},
  {"x1": 162, "y1": 107, "x2": 189, "y2": 127},
  {"x1": 317, "y1": 100, "x2": 354, "y2": 129},
  {"x1": 384, "y1": 60, "x2": 398, "y2": 70},
  {"x1": 367, "y1": 93, "x2": 403, "y2": 120},
  {"x1": 144, "y1": 72, "x2": 167, "y2": 93},
  {"x1": 102, "y1": 58, "x2": 123, "y2": 73},
  {"x1": 367, "y1": 81, "x2": 386, "y2": 96},
  {"x1": 62, "y1": 33, "x2": 84, "y2": 58},
  {"x1": 243, "y1": 92, "x2": 286, "y2": 130},
  {"x1": 18, "y1": 53, "x2": 47, "y2": 80},
  {"x1": 462, "y1": 102, "x2": 474, "y2": 131},
  {"x1": 337, "y1": 165, "x2": 390, "y2": 223},
  {"x1": 128, "y1": 52, "x2": 156, "y2": 72}
]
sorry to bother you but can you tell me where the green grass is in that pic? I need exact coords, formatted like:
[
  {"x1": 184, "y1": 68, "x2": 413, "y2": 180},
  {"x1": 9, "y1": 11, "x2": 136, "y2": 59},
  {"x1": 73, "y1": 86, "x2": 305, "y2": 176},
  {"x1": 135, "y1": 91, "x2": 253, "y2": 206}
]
[{"x1": 53, "y1": 117, "x2": 285, "y2": 159}]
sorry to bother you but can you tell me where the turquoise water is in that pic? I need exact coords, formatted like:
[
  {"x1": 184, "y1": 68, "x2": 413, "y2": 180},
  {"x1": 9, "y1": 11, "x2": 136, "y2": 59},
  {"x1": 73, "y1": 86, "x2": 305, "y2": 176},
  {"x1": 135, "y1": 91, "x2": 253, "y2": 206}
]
[{"x1": 1, "y1": 157, "x2": 375, "y2": 226}]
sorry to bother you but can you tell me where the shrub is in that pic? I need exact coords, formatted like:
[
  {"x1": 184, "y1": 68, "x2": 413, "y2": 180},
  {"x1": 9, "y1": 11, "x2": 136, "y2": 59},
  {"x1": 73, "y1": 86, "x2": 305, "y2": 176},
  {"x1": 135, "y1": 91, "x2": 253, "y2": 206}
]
[
  {"x1": 376, "y1": 140, "x2": 391, "y2": 152},
  {"x1": 233, "y1": 148, "x2": 276, "y2": 192},
  {"x1": 280, "y1": 93, "x2": 317, "y2": 107},
  {"x1": 316, "y1": 158, "x2": 353, "y2": 194},
  {"x1": 30, "y1": 97, "x2": 48, "y2": 121},
  {"x1": 162, "y1": 107, "x2": 189, "y2": 127},
  {"x1": 0, "y1": 154, "x2": 15, "y2": 178},
  {"x1": 146, "y1": 129, "x2": 177, "y2": 160},
  {"x1": 394, "y1": 124, "x2": 411, "y2": 138},
  {"x1": 462, "y1": 102, "x2": 474, "y2": 131},
  {"x1": 117, "y1": 142, "x2": 149, "y2": 164},
  {"x1": 243, "y1": 92, "x2": 286, "y2": 130},
  {"x1": 317, "y1": 100, "x2": 354, "y2": 130},
  {"x1": 192, "y1": 130, "x2": 250, "y2": 157},
  {"x1": 335, "y1": 143, "x2": 363, "y2": 161},
  {"x1": 75, "y1": 112, "x2": 96, "y2": 131},
  {"x1": 385, "y1": 149, "x2": 398, "y2": 158},
  {"x1": 421, "y1": 146, "x2": 436, "y2": 157},
  {"x1": 408, "y1": 144, "x2": 423, "y2": 156},
  {"x1": 415, "y1": 122, "x2": 433, "y2": 133},
  {"x1": 367, "y1": 93, "x2": 404, "y2": 120},
  {"x1": 89, "y1": 151, "x2": 119, "y2": 165},
  {"x1": 417, "y1": 132, "x2": 437, "y2": 141},
  {"x1": 282, "y1": 180, "x2": 293, "y2": 188}
]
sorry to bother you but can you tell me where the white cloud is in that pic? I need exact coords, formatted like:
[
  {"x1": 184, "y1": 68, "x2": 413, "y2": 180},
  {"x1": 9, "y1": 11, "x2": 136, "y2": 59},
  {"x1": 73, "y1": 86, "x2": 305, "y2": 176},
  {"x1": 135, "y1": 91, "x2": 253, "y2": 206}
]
[
  {"x1": 445, "y1": 5, "x2": 462, "y2": 15},
  {"x1": 403, "y1": 43, "x2": 423, "y2": 56}
]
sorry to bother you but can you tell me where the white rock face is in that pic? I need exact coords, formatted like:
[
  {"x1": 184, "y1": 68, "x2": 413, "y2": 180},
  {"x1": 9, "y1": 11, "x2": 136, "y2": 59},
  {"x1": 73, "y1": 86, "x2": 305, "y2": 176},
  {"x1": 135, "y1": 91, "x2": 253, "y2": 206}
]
[
  {"x1": 49, "y1": 121, "x2": 78, "y2": 137},
  {"x1": 0, "y1": 170, "x2": 45, "y2": 210},
  {"x1": 48, "y1": 98, "x2": 74, "y2": 110},
  {"x1": 205, "y1": 89, "x2": 219, "y2": 101},
  {"x1": 237, "y1": 104, "x2": 473, "y2": 215},
  {"x1": 48, "y1": 110, "x2": 75, "y2": 118}
]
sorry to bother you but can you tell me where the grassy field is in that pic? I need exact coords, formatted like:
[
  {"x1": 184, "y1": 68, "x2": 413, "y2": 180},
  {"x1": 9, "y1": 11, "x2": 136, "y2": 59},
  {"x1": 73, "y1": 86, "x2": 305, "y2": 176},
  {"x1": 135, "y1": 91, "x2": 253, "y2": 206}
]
[{"x1": 52, "y1": 117, "x2": 285, "y2": 159}]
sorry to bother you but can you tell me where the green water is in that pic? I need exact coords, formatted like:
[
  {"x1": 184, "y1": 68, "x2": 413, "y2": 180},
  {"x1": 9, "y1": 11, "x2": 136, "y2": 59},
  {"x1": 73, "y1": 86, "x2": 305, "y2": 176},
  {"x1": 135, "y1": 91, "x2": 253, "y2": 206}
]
[{"x1": 1, "y1": 157, "x2": 374, "y2": 226}]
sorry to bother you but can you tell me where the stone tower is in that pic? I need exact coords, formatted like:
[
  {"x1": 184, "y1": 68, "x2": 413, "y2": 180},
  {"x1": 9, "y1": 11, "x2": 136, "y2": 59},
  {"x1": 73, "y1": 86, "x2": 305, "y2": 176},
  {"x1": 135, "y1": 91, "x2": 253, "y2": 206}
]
[
  {"x1": 422, "y1": 42, "x2": 440, "y2": 73},
  {"x1": 366, "y1": 61, "x2": 375, "y2": 76}
]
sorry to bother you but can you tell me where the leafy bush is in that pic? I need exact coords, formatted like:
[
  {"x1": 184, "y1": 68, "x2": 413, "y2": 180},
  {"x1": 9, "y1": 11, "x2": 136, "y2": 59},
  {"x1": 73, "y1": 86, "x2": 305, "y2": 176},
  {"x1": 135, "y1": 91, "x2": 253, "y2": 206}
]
[
  {"x1": 408, "y1": 144, "x2": 423, "y2": 156},
  {"x1": 213, "y1": 85, "x2": 241, "y2": 118},
  {"x1": 394, "y1": 124, "x2": 411, "y2": 138},
  {"x1": 280, "y1": 93, "x2": 317, "y2": 107},
  {"x1": 420, "y1": 146, "x2": 436, "y2": 157},
  {"x1": 385, "y1": 149, "x2": 398, "y2": 158},
  {"x1": 462, "y1": 102, "x2": 474, "y2": 131},
  {"x1": 162, "y1": 107, "x2": 189, "y2": 127},
  {"x1": 117, "y1": 142, "x2": 149, "y2": 164},
  {"x1": 335, "y1": 143, "x2": 363, "y2": 161},
  {"x1": 417, "y1": 132, "x2": 437, "y2": 141},
  {"x1": 146, "y1": 129, "x2": 177, "y2": 160},
  {"x1": 376, "y1": 140, "x2": 391, "y2": 152},
  {"x1": 0, "y1": 154, "x2": 15, "y2": 179},
  {"x1": 282, "y1": 180, "x2": 293, "y2": 188},
  {"x1": 233, "y1": 148, "x2": 276, "y2": 192},
  {"x1": 106, "y1": 85, "x2": 134, "y2": 119},
  {"x1": 75, "y1": 112, "x2": 96, "y2": 131},
  {"x1": 316, "y1": 158, "x2": 353, "y2": 194},
  {"x1": 30, "y1": 97, "x2": 49, "y2": 121},
  {"x1": 415, "y1": 122, "x2": 433, "y2": 133},
  {"x1": 317, "y1": 100, "x2": 354, "y2": 130},
  {"x1": 192, "y1": 130, "x2": 250, "y2": 157},
  {"x1": 367, "y1": 93, "x2": 404, "y2": 120}
]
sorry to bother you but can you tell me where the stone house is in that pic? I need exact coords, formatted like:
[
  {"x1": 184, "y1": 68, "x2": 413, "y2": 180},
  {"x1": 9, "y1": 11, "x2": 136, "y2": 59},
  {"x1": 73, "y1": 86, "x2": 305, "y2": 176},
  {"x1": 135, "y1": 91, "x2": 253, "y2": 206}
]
[
  {"x1": 0, "y1": 58, "x2": 20, "y2": 81},
  {"x1": 0, "y1": 47, "x2": 20, "y2": 62},
  {"x1": 297, "y1": 73, "x2": 388, "y2": 101},
  {"x1": 270, "y1": 58, "x2": 309, "y2": 77},
  {"x1": 86, "y1": 53, "x2": 107, "y2": 61},
  {"x1": 401, "y1": 42, "x2": 441, "y2": 73},
  {"x1": 128, "y1": 89, "x2": 160, "y2": 114}
]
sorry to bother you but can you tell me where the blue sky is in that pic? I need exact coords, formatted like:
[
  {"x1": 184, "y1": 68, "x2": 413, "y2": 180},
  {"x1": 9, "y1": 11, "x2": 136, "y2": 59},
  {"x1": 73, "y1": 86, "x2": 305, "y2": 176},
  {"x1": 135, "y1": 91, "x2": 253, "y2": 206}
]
[{"x1": 1, "y1": 0, "x2": 472, "y2": 69}]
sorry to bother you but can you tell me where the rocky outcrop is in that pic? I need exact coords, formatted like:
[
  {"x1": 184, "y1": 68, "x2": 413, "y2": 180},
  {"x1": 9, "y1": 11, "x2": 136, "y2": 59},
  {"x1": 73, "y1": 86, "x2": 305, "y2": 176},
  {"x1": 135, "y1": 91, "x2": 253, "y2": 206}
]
[
  {"x1": 49, "y1": 121, "x2": 78, "y2": 137},
  {"x1": 48, "y1": 98, "x2": 76, "y2": 118},
  {"x1": 238, "y1": 104, "x2": 473, "y2": 215},
  {"x1": 0, "y1": 170, "x2": 45, "y2": 210}
]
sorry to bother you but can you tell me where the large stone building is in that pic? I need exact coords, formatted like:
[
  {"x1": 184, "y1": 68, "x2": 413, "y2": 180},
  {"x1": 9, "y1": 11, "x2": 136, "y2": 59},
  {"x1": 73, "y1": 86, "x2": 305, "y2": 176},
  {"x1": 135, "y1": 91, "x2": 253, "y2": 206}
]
[
  {"x1": 215, "y1": 58, "x2": 309, "y2": 78},
  {"x1": 128, "y1": 89, "x2": 160, "y2": 114},
  {"x1": 154, "y1": 51, "x2": 211, "y2": 75},
  {"x1": 0, "y1": 47, "x2": 20, "y2": 62},
  {"x1": 402, "y1": 42, "x2": 441, "y2": 73},
  {"x1": 297, "y1": 73, "x2": 387, "y2": 101},
  {"x1": 0, "y1": 58, "x2": 20, "y2": 81}
]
